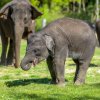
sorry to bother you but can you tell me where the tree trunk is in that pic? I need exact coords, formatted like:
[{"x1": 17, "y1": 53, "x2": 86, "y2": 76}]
[
  {"x1": 82, "y1": 0, "x2": 86, "y2": 12},
  {"x1": 48, "y1": 0, "x2": 52, "y2": 9},
  {"x1": 73, "y1": 0, "x2": 76, "y2": 12},
  {"x1": 96, "y1": 0, "x2": 99, "y2": 21},
  {"x1": 78, "y1": 1, "x2": 81, "y2": 13}
]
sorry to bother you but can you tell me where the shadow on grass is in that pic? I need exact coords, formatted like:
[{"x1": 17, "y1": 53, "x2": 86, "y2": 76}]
[
  {"x1": 5, "y1": 78, "x2": 51, "y2": 87},
  {"x1": 5, "y1": 78, "x2": 68, "y2": 87},
  {"x1": 89, "y1": 64, "x2": 98, "y2": 67}
]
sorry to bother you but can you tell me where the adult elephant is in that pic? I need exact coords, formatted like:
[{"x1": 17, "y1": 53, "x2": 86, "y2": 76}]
[{"x1": 0, "y1": 0, "x2": 42, "y2": 67}]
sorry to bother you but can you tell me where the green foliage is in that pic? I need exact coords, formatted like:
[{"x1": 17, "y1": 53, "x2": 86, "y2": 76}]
[
  {"x1": 0, "y1": 0, "x2": 11, "y2": 8},
  {"x1": 35, "y1": 5, "x2": 64, "y2": 30},
  {"x1": 0, "y1": 0, "x2": 99, "y2": 30},
  {"x1": 30, "y1": 0, "x2": 39, "y2": 7}
]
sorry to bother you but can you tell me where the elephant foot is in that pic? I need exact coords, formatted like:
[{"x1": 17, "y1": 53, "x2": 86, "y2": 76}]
[
  {"x1": 49, "y1": 81, "x2": 65, "y2": 87},
  {"x1": 56, "y1": 82, "x2": 66, "y2": 87},
  {"x1": 74, "y1": 79, "x2": 85, "y2": 85},
  {"x1": 6, "y1": 58, "x2": 15, "y2": 67},
  {"x1": 7, "y1": 62, "x2": 14, "y2": 66},
  {"x1": 49, "y1": 79, "x2": 58, "y2": 84},
  {"x1": 7, "y1": 63, "x2": 14, "y2": 67},
  {"x1": 6, "y1": 59, "x2": 14, "y2": 66},
  {"x1": 50, "y1": 80, "x2": 65, "y2": 87}
]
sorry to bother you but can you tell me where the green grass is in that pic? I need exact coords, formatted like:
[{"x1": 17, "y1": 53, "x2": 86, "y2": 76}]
[{"x1": 0, "y1": 42, "x2": 100, "y2": 100}]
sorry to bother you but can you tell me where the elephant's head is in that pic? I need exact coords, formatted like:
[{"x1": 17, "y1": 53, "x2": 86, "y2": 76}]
[
  {"x1": 20, "y1": 33, "x2": 55, "y2": 71},
  {"x1": 0, "y1": 1, "x2": 42, "y2": 23},
  {"x1": 0, "y1": 0, "x2": 42, "y2": 68}
]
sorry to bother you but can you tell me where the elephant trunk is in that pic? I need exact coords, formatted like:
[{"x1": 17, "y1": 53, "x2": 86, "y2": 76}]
[
  {"x1": 14, "y1": 33, "x2": 22, "y2": 68},
  {"x1": 20, "y1": 56, "x2": 32, "y2": 71},
  {"x1": 14, "y1": 23, "x2": 24, "y2": 68}
]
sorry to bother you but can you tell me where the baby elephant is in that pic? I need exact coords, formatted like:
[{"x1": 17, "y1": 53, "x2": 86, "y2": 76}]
[{"x1": 21, "y1": 18, "x2": 96, "y2": 86}]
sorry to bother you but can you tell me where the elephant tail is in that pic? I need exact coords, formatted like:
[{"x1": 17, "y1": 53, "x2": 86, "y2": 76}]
[
  {"x1": 95, "y1": 20, "x2": 100, "y2": 47},
  {"x1": 86, "y1": 21, "x2": 99, "y2": 47}
]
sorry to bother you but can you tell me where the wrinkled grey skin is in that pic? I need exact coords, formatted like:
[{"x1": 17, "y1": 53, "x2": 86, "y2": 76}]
[
  {"x1": 21, "y1": 18, "x2": 96, "y2": 86},
  {"x1": 0, "y1": 0, "x2": 42, "y2": 67}
]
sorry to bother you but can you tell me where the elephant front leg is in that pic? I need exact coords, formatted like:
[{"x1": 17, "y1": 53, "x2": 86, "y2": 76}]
[
  {"x1": 74, "y1": 60, "x2": 90, "y2": 85},
  {"x1": 46, "y1": 56, "x2": 58, "y2": 84},
  {"x1": 0, "y1": 36, "x2": 8, "y2": 66},
  {"x1": 53, "y1": 57, "x2": 66, "y2": 86},
  {"x1": 6, "y1": 39, "x2": 14, "y2": 66}
]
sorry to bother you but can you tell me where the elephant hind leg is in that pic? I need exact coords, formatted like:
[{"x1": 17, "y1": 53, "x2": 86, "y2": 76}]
[
  {"x1": 0, "y1": 36, "x2": 8, "y2": 66},
  {"x1": 6, "y1": 39, "x2": 14, "y2": 66},
  {"x1": 74, "y1": 59, "x2": 90, "y2": 85},
  {"x1": 73, "y1": 59, "x2": 79, "y2": 82}
]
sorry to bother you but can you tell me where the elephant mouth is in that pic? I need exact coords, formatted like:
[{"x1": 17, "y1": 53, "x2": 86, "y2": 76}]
[
  {"x1": 32, "y1": 58, "x2": 39, "y2": 67},
  {"x1": 32, "y1": 57, "x2": 45, "y2": 66},
  {"x1": 24, "y1": 58, "x2": 39, "y2": 68},
  {"x1": 21, "y1": 57, "x2": 44, "y2": 71}
]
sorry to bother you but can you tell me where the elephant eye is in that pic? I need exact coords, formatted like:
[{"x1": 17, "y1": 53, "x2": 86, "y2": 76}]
[
  {"x1": 34, "y1": 49, "x2": 37, "y2": 53},
  {"x1": 33, "y1": 49, "x2": 41, "y2": 56}
]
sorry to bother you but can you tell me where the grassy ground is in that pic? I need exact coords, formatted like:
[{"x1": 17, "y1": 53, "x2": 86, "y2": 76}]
[{"x1": 0, "y1": 41, "x2": 100, "y2": 100}]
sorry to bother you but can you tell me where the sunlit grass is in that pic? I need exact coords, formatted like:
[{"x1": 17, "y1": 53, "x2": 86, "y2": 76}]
[{"x1": 0, "y1": 41, "x2": 100, "y2": 100}]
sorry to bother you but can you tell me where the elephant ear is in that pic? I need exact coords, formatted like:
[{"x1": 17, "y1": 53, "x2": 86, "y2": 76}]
[
  {"x1": 31, "y1": 5, "x2": 43, "y2": 19},
  {"x1": 0, "y1": 1, "x2": 14, "y2": 17},
  {"x1": 44, "y1": 35, "x2": 55, "y2": 51}
]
